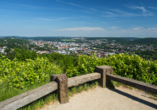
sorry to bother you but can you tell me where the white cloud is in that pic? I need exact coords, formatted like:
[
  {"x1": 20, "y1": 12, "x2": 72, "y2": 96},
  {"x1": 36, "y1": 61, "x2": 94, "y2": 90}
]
[
  {"x1": 132, "y1": 27, "x2": 157, "y2": 31},
  {"x1": 54, "y1": 26, "x2": 157, "y2": 33},
  {"x1": 104, "y1": 9, "x2": 141, "y2": 17},
  {"x1": 103, "y1": 27, "x2": 157, "y2": 37},
  {"x1": 38, "y1": 18, "x2": 54, "y2": 21},
  {"x1": 88, "y1": 8, "x2": 97, "y2": 11},
  {"x1": 56, "y1": 0, "x2": 99, "y2": 13},
  {"x1": 51, "y1": 27, "x2": 157, "y2": 37},
  {"x1": 126, "y1": 6, "x2": 153, "y2": 16},
  {"x1": 105, "y1": 12, "x2": 113, "y2": 14},
  {"x1": 2, "y1": 26, "x2": 157, "y2": 37},
  {"x1": 81, "y1": 10, "x2": 95, "y2": 14},
  {"x1": 58, "y1": 17, "x2": 69, "y2": 20},
  {"x1": 53, "y1": 27, "x2": 104, "y2": 31},
  {"x1": 1, "y1": 2, "x2": 46, "y2": 9},
  {"x1": 57, "y1": 0, "x2": 153, "y2": 18},
  {"x1": 128, "y1": 6, "x2": 146, "y2": 12},
  {"x1": 57, "y1": 0, "x2": 84, "y2": 8},
  {"x1": 108, "y1": 26, "x2": 119, "y2": 29},
  {"x1": 147, "y1": 27, "x2": 157, "y2": 30},
  {"x1": 71, "y1": 21, "x2": 86, "y2": 23},
  {"x1": 132, "y1": 27, "x2": 144, "y2": 30},
  {"x1": 38, "y1": 17, "x2": 70, "y2": 21},
  {"x1": 148, "y1": 6, "x2": 157, "y2": 10},
  {"x1": 68, "y1": 3, "x2": 83, "y2": 7}
]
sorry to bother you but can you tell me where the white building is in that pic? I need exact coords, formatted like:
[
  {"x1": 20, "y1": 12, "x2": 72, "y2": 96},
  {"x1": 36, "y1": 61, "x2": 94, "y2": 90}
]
[{"x1": 0, "y1": 48, "x2": 5, "y2": 53}]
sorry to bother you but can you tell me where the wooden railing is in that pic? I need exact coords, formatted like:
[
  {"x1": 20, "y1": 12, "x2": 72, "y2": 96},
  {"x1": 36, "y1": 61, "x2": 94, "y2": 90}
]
[{"x1": 0, "y1": 65, "x2": 157, "y2": 110}]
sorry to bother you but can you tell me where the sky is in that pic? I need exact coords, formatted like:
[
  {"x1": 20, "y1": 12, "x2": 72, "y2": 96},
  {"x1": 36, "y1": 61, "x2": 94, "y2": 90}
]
[{"x1": 0, "y1": 0, "x2": 157, "y2": 37}]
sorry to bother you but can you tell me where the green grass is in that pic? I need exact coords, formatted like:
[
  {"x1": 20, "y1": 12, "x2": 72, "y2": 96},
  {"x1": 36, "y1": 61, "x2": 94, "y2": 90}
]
[
  {"x1": 19, "y1": 92, "x2": 58, "y2": 110},
  {"x1": 68, "y1": 80, "x2": 99, "y2": 98},
  {"x1": 110, "y1": 81, "x2": 133, "y2": 89},
  {"x1": 0, "y1": 82, "x2": 46, "y2": 102}
]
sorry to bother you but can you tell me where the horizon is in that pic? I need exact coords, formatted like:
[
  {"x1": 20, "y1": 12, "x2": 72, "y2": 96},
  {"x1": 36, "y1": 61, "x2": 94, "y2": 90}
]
[
  {"x1": 1, "y1": 36, "x2": 157, "y2": 38},
  {"x1": 0, "y1": 0, "x2": 157, "y2": 37}
]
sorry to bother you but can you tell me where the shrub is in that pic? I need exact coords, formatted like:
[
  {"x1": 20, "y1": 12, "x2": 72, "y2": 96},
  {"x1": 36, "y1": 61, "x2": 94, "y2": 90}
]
[
  {"x1": 0, "y1": 56, "x2": 62, "y2": 89},
  {"x1": 66, "y1": 54, "x2": 157, "y2": 86}
]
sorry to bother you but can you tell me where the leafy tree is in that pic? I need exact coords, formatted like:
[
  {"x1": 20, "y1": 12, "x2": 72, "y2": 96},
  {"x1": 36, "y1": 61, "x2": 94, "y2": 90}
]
[
  {"x1": 4, "y1": 48, "x2": 11, "y2": 55},
  {"x1": 14, "y1": 48, "x2": 37, "y2": 61}
]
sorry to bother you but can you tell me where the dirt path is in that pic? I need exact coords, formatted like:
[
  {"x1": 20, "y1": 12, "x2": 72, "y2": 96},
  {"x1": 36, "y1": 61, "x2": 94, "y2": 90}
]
[{"x1": 41, "y1": 86, "x2": 157, "y2": 110}]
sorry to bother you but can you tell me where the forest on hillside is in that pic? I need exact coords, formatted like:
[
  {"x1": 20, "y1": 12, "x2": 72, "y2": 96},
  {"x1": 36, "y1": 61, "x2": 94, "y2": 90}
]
[{"x1": 2, "y1": 36, "x2": 157, "y2": 45}]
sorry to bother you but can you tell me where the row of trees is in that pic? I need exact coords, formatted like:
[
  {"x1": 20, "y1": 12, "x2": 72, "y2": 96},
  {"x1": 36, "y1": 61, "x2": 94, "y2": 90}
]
[
  {"x1": 0, "y1": 48, "x2": 78, "y2": 73},
  {"x1": 135, "y1": 50, "x2": 157, "y2": 60},
  {"x1": 0, "y1": 37, "x2": 29, "y2": 49},
  {"x1": 0, "y1": 48, "x2": 37, "y2": 61}
]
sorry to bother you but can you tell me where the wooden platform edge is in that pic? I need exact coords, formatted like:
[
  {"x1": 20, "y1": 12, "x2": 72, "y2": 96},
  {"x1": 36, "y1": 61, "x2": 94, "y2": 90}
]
[{"x1": 107, "y1": 74, "x2": 157, "y2": 94}]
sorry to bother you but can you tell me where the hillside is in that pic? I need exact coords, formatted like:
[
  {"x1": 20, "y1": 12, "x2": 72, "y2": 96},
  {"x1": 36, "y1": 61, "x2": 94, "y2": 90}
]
[{"x1": 130, "y1": 38, "x2": 157, "y2": 45}]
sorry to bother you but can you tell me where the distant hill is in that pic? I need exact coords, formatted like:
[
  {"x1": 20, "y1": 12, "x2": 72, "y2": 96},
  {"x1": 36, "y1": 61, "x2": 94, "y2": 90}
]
[
  {"x1": 130, "y1": 38, "x2": 157, "y2": 45},
  {"x1": 119, "y1": 37, "x2": 141, "y2": 41},
  {"x1": 12, "y1": 36, "x2": 70, "y2": 41},
  {"x1": 0, "y1": 36, "x2": 157, "y2": 45},
  {"x1": 101, "y1": 37, "x2": 157, "y2": 45},
  {"x1": 0, "y1": 36, "x2": 71, "y2": 41}
]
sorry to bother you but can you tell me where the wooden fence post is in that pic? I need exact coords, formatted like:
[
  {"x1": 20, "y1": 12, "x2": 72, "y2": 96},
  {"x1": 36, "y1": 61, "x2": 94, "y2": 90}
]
[
  {"x1": 95, "y1": 66, "x2": 113, "y2": 88},
  {"x1": 51, "y1": 74, "x2": 69, "y2": 104}
]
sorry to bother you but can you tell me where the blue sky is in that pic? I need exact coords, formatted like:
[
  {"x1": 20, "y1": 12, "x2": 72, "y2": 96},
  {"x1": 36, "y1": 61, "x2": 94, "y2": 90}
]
[{"x1": 0, "y1": 0, "x2": 157, "y2": 37}]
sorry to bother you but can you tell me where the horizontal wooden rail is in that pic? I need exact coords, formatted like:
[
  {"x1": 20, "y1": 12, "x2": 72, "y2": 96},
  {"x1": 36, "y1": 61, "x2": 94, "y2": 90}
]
[
  {"x1": 68, "y1": 72, "x2": 101, "y2": 87},
  {"x1": 107, "y1": 74, "x2": 157, "y2": 94},
  {"x1": 0, "y1": 72, "x2": 102, "y2": 110},
  {"x1": 0, "y1": 82, "x2": 58, "y2": 110}
]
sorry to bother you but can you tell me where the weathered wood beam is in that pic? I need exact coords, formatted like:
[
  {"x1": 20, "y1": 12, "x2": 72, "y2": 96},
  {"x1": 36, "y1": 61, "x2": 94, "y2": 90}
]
[
  {"x1": 107, "y1": 74, "x2": 157, "y2": 94},
  {"x1": 68, "y1": 72, "x2": 101, "y2": 87},
  {"x1": 51, "y1": 74, "x2": 69, "y2": 104},
  {"x1": 0, "y1": 81, "x2": 58, "y2": 110},
  {"x1": 95, "y1": 66, "x2": 113, "y2": 88}
]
